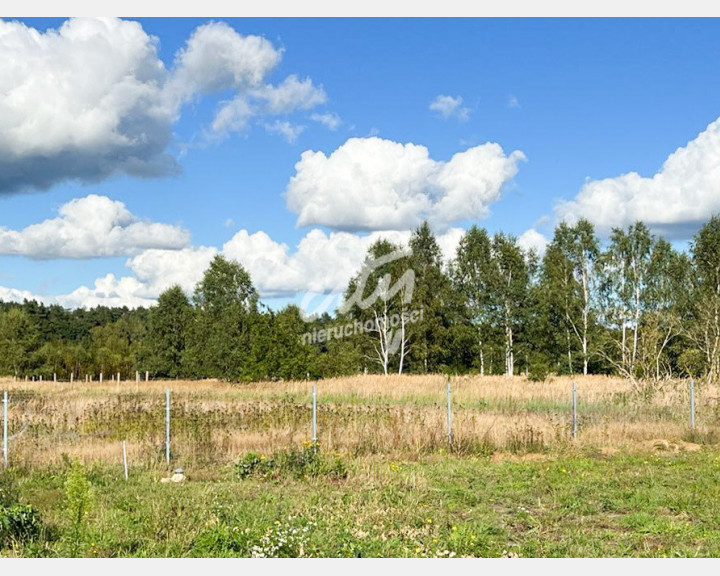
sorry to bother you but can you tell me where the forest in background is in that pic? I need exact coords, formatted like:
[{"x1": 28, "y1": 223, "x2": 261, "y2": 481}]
[{"x1": 1, "y1": 215, "x2": 720, "y2": 388}]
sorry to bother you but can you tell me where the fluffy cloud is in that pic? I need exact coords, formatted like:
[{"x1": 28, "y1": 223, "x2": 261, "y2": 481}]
[
  {"x1": 127, "y1": 246, "x2": 218, "y2": 295},
  {"x1": 286, "y1": 137, "x2": 525, "y2": 231},
  {"x1": 212, "y1": 75, "x2": 326, "y2": 136},
  {"x1": 170, "y1": 21, "x2": 280, "y2": 98},
  {"x1": 223, "y1": 228, "x2": 407, "y2": 296},
  {"x1": 57, "y1": 274, "x2": 156, "y2": 309},
  {"x1": 0, "y1": 285, "x2": 37, "y2": 304},
  {"x1": 556, "y1": 116, "x2": 720, "y2": 236},
  {"x1": 429, "y1": 95, "x2": 470, "y2": 121},
  {"x1": 517, "y1": 228, "x2": 548, "y2": 256},
  {"x1": 0, "y1": 225, "x2": 466, "y2": 308},
  {"x1": 0, "y1": 17, "x2": 175, "y2": 193},
  {"x1": 0, "y1": 18, "x2": 326, "y2": 194},
  {"x1": 0, "y1": 195, "x2": 189, "y2": 259}
]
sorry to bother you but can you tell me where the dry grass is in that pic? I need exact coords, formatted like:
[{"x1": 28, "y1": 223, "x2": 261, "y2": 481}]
[{"x1": 1, "y1": 374, "x2": 718, "y2": 468}]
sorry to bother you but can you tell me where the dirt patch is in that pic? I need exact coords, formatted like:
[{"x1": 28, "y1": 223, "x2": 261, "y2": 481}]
[{"x1": 645, "y1": 439, "x2": 702, "y2": 453}]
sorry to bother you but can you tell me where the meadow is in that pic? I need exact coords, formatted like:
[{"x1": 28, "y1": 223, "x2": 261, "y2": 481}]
[{"x1": 1, "y1": 374, "x2": 720, "y2": 557}]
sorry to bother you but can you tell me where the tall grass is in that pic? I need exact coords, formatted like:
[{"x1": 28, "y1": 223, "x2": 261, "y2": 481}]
[{"x1": 0, "y1": 374, "x2": 717, "y2": 468}]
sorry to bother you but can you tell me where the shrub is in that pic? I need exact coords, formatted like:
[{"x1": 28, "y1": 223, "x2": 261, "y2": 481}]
[
  {"x1": 63, "y1": 460, "x2": 95, "y2": 556},
  {"x1": 235, "y1": 447, "x2": 347, "y2": 481},
  {"x1": 0, "y1": 503, "x2": 43, "y2": 547},
  {"x1": 527, "y1": 353, "x2": 550, "y2": 382},
  {"x1": 235, "y1": 451, "x2": 275, "y2": 480}
]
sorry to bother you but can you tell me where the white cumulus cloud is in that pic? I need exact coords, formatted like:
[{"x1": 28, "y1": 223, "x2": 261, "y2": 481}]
[
  {"x1": 517, "y1": 228, "x2": 548, "y2": 256},
  {"x1": 429, "y1": 95, "x2": 470, "y2": 121},
  {"x1": 556, "y1": 115, "x2": 720, "y2": 236},
  {"x1": 286, "y1": 137, "x2": 525, "y2": 231},
  {"x1": 0, "y1": 225, "x2": 468, "y2": 308},
  {"x1": 0, "y1": 17, "x2": 175, "y2": 193},
  {"x1": 170, "y1": 21, "x2": 281, "y2": 98},
  {"x1": 0, "y1": 17, "x2": 326, "y2": 194},
  {"x1": 0, "y1": 195, "x2": 189, "y2": 259}
]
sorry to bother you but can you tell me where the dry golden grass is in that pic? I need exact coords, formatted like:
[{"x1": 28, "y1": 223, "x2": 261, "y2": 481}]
[{"x1": 1, "y1": 373, "x2": 718, "y2": 468}]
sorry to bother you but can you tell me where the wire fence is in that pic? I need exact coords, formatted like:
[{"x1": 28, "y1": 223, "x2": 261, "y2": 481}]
[{"x1": 2, "y1": 375, "x2": 718, "y2": 473}]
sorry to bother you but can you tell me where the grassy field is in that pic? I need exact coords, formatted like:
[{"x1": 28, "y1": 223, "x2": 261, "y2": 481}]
[{"x1": 1, "y1": 374, "x2": 720, "y2": 557}]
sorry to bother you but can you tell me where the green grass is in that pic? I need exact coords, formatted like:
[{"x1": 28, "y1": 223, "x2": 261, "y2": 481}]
[{"x1": 3, "y1": 449, "x2": 720, "y2": 557}]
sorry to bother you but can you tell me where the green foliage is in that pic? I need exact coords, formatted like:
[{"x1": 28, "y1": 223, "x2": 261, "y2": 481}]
[
  {"x1": 0, "y1": 503, "x2": 43, "y2": 547},
  {"x1": 527, "y1": 353, "x2": 550, "y2": 382},
  {"x1": 8, "y1": 453, "x2": 720, "y2": 557},
  {"x1": 3, "y1": 215, "x2": 720, "y2": 382},
  {"x1": 0, "y1": 473, "x2": 43, "y2": 548},
  {"x1": 235, "y1": 451, "x2": 275, "y2": 480},
  {"x1": 235, "y1": 447, "x2": 348, "y2": 481},
  {"x1": 148, "y1": 285, "x2": 191, "y2": 378},
  {"x1": 63, "y1": 460, "x2": 95, "y2": 552}
]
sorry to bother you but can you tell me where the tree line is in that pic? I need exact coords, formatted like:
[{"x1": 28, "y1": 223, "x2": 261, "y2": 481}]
[{"x1": 1, "y1": 216, "x2": 720, "y2": 385}]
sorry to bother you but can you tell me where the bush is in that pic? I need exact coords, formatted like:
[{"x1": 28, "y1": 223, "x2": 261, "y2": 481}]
[
  {"x1": 0, "y1": 472, "x2": 19, "y2": 509},
  {"x1": 0, "y1": 503, "x2": 43, "y2": 547},
  {"x1": 235, "y1": 451, "x2": 275, "y2": 480},
  {"x1": 63, "y1": 460, "x2": 95, "y2": 556},
  {"x1": 235, "y1": 447, "x2": 347, "y2": 481},
  {"x1": 527, "y1": 353, "x2": 550, "y2": 382}
]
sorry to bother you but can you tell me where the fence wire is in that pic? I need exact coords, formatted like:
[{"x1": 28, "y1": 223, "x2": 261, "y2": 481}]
[{"x1": 1, "y1": 376, "x2": 717, "y2": 471}]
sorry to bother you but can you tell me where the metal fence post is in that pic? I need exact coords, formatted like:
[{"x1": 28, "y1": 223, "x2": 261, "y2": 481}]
[
  {"x1": 690, "y1": 379, "x2": 696, "y2": 431},
  {"x1": 446, "y1": 380, "x2": 453, "y2": 446},
  {"x1": 165, "y1": 388, "x2": 171, "y2": 464},
  {"x1": 3, "y1": 391, "x2": 7, "y2": 468},
  {"x1": 571, "y1": 381, "x2": 578, "y2": 440},
  {"x1": 122, "y1": 441, "x2": 129, "y2": 480},
  {"x1": 312, "y1": 384, "x2": 318, "y2": 449}
]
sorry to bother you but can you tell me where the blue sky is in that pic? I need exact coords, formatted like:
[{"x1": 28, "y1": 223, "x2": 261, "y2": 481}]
[{"x1": 1, "y1": 17, "x2": 720, "y2": 310}]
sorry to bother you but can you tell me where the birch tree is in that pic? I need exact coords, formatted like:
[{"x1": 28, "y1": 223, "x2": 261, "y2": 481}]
[
  {"x1": 488, "y1": 233, "x2": 531, "y2": 376},
  {"x1": 688, "y1": 216, "x2": 720, "y2": 382},
  {"x1": 451, "y1": 226, "x2": 494, "y2": 375}
]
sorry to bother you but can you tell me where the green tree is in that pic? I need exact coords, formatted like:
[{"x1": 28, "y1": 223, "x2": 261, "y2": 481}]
[
  {"x1": 148, "y1": 285, "x2": 191, "y2": 378},
  {"x1": 184, "y1": 255, "x2": 259, "y2": 380},
  {"x1": 542, "y1": 220, "x2": 600, "y2": 375},
  {"x1": 600, "y1": 222, "x2": 655, "y2": 379},
  {"x1": 406, "y1": 222, "x2": 461, "y2": 373},
  {"x1": 0, "y1": 308, "x2": 38, "y2": 377},
  {"x1": 451, "y1": 226, "x2": 495, "y2": 375},
  {"x1": 688, "y1": 216, "x2": 720, "y2": 381},
  {"x1": 488, "y1": 233, "x2": 532, "y2": 376},
  {"x1": 343, "y1": 238, "x2": 414, "y2": 375}
]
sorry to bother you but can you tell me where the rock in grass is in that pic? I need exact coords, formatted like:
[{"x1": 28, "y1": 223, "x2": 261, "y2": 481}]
[{"x1": 160, "y1": 473, "x2": 187, "y2": 484}]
